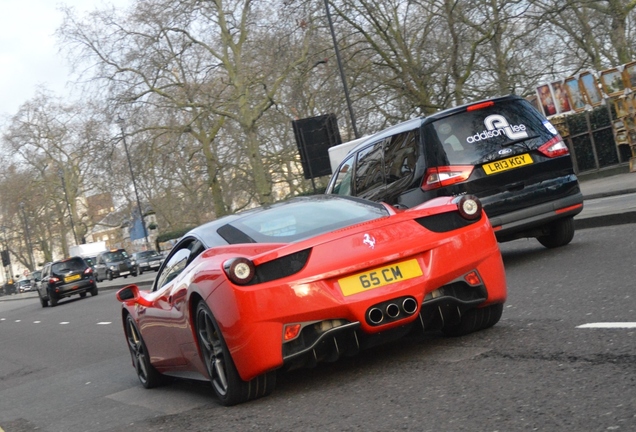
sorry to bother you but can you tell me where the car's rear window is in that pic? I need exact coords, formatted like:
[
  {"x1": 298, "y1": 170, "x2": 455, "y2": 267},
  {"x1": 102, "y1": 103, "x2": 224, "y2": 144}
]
[
  {"x1": 216, "y1": 196, "x2": 389, "y2": 244},
  {"x1": 52, "y1": 258, "x2": 86, "y2": 273},
  {"x1": 423, "y1": 99, "x2": 556, "y2": 165}
]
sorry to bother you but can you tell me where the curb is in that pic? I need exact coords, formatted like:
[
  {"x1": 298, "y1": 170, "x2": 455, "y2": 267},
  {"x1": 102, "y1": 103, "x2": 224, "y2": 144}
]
[{"x1": 575, "y1": 211, "x2": 636, "y2": 230}]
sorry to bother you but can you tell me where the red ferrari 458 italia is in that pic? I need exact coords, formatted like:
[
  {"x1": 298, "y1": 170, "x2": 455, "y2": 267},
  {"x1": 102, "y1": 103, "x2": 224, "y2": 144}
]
[{"x1": 116, "y1": 194, "x2": 506, "y2": 405}]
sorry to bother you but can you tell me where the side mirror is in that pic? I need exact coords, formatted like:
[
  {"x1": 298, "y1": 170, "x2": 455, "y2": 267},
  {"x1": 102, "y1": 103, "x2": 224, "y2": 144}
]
[{"x1": 116, "y1": 284, "x2": 153, "y2": 307}]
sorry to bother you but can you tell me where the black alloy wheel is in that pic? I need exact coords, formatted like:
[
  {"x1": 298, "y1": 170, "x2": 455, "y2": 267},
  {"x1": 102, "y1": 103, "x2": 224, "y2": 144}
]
[
  {"x1": 124, "y1": 315, "x2": 163, "y2": 389},
  {"x1": 195, "y1": 301, "x2": 275, "y2": 406}
]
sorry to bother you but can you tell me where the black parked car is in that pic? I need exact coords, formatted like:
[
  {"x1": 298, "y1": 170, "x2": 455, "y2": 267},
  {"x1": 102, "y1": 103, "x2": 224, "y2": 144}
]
[
  {"x1": 94, "y1": 249, "x2": 137, "y2": 281},
  {"x1": 131, "y1": 250, "x2": 164, "y2": 274},
  {"x1": 37, "y1": 257, "x2": 98, "y2": 307},
  {"x1": 326, "y1": 94, "x2": 584, "y2": 248}
]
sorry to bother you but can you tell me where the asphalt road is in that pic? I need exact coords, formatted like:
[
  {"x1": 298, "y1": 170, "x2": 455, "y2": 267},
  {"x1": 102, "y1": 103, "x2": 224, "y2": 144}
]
[{"x1": 1, "y1": 222, "x2": 635, "y2": 432}]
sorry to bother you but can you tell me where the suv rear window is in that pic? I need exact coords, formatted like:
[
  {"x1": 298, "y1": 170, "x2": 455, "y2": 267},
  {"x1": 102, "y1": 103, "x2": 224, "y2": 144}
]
[
  {"x1": 423, "y1": 99, "x2": 554, "y2": 166},
  {"x1": 52, "y1": 258, "x2": 86, "y2": 273}
]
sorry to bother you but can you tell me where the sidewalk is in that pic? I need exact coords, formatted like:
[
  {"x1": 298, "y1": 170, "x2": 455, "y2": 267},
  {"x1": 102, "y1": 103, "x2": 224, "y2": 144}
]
[{"x1": 575, "y1": 167, "x2": 636, "y2": 229}]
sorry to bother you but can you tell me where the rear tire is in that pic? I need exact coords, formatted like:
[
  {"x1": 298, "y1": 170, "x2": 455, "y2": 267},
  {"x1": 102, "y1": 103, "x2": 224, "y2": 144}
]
[
  {"x1": 195, "y1": 301, "x2": 276, "y2": 406},
  {"x1": 107, "y1": 271, "x2": 113, "y2": 281},
  {"x1": 537, "y1": 217, "x2": 575, "y2": 248},
  {"x1": 49, "y1": 294, "x2": 58, "y2": 307},
  {"x1": 442, "y1": 303, "x2": 503, "y2": 337},
  {"x1": 91, "y1": 285, "x2": 98, "y2": 296},
  {"x1": 39, "y1": 295, "x2": 48, "y2": 308}
]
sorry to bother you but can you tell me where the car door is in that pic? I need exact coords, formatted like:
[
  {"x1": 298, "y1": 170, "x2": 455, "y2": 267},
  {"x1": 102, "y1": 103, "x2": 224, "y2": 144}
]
[{"x1": 137, "y1": 239, "x2": 205, "y2": 370}]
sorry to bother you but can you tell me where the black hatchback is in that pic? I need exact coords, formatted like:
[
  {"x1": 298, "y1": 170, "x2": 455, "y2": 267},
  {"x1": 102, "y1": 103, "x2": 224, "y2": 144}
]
[
  {"x1": 326, "y1": 95, "x2": 583, "y2": 248},
  {"x1": 37, "y1": 256, "x2": 98, "y2": 307}
]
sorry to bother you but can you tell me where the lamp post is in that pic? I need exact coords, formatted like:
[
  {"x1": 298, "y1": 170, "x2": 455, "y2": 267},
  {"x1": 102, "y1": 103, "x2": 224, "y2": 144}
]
[
  {"x1": 115, "y1": 117, "x2": 150, "y2": 250},
  {"x1": 323, "y1": 0, "x2": 359, "y2": 139},
  {"x1": 58, "y1": 168, "x2": 79, "y2": 245}
]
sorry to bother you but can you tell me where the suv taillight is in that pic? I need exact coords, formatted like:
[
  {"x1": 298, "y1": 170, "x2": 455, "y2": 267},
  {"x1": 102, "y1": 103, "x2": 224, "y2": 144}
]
[
  {"x1": 422, "y1": 166, "x2": 474, "y2": 191},
  {"x1": 49, "y1": 277, "x2": 60, "y2": 284},
  {"x1": 84, "y1": 267, "x2": 93, "y2": 275},
  {"x1": 538, "y1": 136, "x2": 569, "y2": 158}
]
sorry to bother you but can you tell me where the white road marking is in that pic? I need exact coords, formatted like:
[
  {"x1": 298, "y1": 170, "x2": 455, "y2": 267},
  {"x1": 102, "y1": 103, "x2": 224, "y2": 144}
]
[
  {"x1": 0, "y1": 320, "x2": 113, "y2": 325},
  {"x1": 577, "y1": 322, "x2": 636, "y2": 329}
]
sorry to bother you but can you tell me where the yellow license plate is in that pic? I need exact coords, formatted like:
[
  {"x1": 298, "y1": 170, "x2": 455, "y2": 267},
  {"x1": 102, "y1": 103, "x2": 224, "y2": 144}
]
[
  {"x1": 338, "y1": 259, "x2": 423, "y2": 297},
  {"x1": 64, "y1": 274, "x2": 81, "y2": 283},
  {"x1": 483, "y1": 153, "x2": 533, "y2": 175}
]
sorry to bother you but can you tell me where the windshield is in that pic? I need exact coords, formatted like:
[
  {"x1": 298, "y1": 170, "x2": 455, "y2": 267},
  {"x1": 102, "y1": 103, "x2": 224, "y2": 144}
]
[
  {"x1": 103, "y1": 251, "x2": 128, "y2": 262},
  {"x1": 135, "y1": 251, "x2": 159, "y2": 259}
]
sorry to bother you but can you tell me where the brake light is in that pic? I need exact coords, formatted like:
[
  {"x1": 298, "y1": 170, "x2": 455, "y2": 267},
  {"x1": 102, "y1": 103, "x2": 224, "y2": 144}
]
[
  {"x1": 422, "y1": 166, "x2": 474, "y2": 191},
  {"x1": 84, "y1": 267, "x2": 93, "y2": 275},
  {"x1": 456, "y1": 195, "x2": 482, "y2": 220},
  {"x1": 467, "y1": 101, "x2": 494, "y2": 111},
  {"x1": 538, "y1": 136, "x2": 569, "y2": 158},
  {"x1": 49, "y1": 277, "x2": 60, "y2": 284},
  {"x1": 223, "y1": 257, "x2": 256, "y2": 285}
]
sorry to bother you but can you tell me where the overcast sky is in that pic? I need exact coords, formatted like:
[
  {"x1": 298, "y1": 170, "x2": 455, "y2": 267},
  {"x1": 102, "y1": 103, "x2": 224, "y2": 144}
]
[{"x1": 0, "y1": 0, "x2": 130, "y2": 118}]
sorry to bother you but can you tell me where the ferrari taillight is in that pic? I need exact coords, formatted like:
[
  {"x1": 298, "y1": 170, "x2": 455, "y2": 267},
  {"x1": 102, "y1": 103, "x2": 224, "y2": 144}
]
[
  {"x1": 456, "y1": 195, "x2": 482, "y2": 221},
  {"x1": 421, "y1": 166, "x2": 474, "y2": 191},
  {"x1": 538, "y1": 136, "x2": 569, "y2": 158},
  {"x1": 223, "y1": 257, "x2": 255, "y2": 285}
]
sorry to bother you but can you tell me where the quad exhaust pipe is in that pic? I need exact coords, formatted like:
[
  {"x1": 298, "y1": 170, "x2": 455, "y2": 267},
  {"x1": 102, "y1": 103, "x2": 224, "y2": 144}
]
[{"x1": 366, "y1": 296, "x2": 419, "y2": 326}]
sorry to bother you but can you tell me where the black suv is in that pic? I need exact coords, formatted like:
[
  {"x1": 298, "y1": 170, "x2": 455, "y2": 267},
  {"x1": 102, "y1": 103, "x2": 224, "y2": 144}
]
[
  {"x1": 37, "y1": 257, "x2": 98, "y2": 307},
  {"x1": 326, "y1": 95, "x2": 583, "y2": 248},
  {"x1": 94, "y1": 249, "x2": 137, "y2": 281}
]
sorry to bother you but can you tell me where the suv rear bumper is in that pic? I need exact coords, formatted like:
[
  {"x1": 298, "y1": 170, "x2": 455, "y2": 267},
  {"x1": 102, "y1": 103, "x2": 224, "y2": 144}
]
[
  {"x1": 489, "y1": 192, "x2": 584, "y2": 241},
  {"x1": 49, "y1": 280, "x2": 97, "y2": 299}
]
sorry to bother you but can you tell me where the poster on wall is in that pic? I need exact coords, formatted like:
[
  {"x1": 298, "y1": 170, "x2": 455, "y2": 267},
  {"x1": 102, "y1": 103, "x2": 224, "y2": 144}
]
[
  {"x1": 600, "y1": 68, "x2": 626, "y2": 96},
  {"x1": 624, "y1": 61, "x2": 636, "y2": 89},
  {"x1": 564, "y1": 77, "x2": 586, "y2": 112},
  {"x1": 580, "y1": 72, "x2": 603, "y2": 105},
  {"x1": 550, "y1": 81, "x2": 572, "y2": 113},
  {"x1": 536, "y1": 84, "x2": 557, "y2": 116}
]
